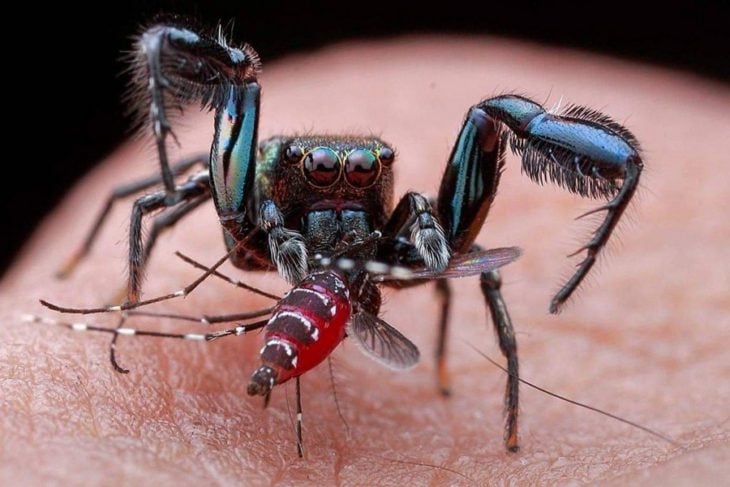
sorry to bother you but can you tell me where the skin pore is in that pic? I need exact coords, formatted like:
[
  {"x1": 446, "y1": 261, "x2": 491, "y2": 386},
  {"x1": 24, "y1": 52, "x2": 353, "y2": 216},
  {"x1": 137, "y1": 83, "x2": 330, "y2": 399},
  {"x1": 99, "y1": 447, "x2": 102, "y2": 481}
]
[{"x1": 1, "y1": 37, "x2": 728, "y2": 485}]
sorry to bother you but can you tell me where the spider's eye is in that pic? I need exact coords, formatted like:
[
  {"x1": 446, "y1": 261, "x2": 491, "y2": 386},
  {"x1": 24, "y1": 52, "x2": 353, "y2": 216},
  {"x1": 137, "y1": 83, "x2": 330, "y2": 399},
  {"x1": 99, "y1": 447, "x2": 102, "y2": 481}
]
[
  {"x1": 344, "y1": 149, "x2": 380, "y2": 188},
  {"x1": 283, "y1": 145, "x2": 303, "y2": 164},
  {"x1": 377, "y1": 146, "x2": 395, "y2": 166},
  {"x1": 303, "y1": 147, "x2": 341, "y2": 187}
]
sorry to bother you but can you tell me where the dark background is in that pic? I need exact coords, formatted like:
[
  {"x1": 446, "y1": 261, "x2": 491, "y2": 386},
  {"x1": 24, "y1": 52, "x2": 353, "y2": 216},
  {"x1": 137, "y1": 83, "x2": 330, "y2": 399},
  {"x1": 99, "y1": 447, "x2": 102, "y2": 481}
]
[{"x1": 5, "y1": 1, "x2": 728, "y2": 277}]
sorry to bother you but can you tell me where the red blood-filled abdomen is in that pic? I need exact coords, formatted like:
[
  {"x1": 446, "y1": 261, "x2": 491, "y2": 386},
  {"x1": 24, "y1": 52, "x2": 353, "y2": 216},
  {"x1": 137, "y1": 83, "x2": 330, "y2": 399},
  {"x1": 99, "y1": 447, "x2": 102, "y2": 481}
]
[{"x1": 258, "y1": 270, "x2": 352, "y2": 385}]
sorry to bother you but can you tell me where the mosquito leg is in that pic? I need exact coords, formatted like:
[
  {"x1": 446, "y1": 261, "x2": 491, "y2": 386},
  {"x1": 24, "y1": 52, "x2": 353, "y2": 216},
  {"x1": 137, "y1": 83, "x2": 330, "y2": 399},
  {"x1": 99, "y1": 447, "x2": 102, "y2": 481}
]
[
  {"x1": 175, "y1": 251, "x2": 280, "y2": 301},
  {"x1": 295, "y1": 376, "x2": 304, "y2": 458},
  {"x1": 25, "y1": 313, "x2": 269, "y2": 373},
  {"x1": 126, "y1": 308, "x2": 273, "y2": 324},
  {"x1": 41, "y1": 242, "x2": 241, "y2": 315},
  {"x1": 25, "y1": 314, "x2": 267, "y2": 341},
  {"x1": 327, "y1": 357, "x2": 351, "y2": 438}
]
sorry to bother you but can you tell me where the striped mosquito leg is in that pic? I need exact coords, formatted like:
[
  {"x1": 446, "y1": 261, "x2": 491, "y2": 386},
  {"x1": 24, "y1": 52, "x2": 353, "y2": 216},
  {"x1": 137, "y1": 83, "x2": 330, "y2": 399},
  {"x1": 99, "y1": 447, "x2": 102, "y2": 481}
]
[
  {"x1": 175, "y1": 251, "x2": 280, "y2": 301},
  {"x1": 126, "y1": 308, "x2": 274, "y2": 325},
  {"x1": 40, "y1": 244, "x2": 242, "y2": 315},
  {"x1": 22, "y1": 315, "x2": 267, "y2": 342},
  {"x1": 314, "y1": 255, "x2": 414, "y2": 281}
]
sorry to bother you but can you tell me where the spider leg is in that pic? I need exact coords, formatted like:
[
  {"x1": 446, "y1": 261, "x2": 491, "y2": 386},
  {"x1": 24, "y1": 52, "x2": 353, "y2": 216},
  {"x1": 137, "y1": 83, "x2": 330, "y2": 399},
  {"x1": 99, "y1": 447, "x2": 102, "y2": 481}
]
[
  {"x1": 131, "y1": 24, "x2": 261, "y2": 195},
  {"x1": 434, "y1": 279, "x2": 452, "y2": 397},
  {"x1": 132, "y1": 24, "x2": 267, "y2": 284},
  {"x1": 378, "y1": 98, "x2": 511, "y2": 449},
  {"x1": 101, "y1": 191, "x2": 213, "y2": 306},
  {"x1": 437, "y1": 95, "x2": 642, "y2": 311},
  {"x1": 550, "y1": 161, "x2": 640, "y2": 311},
  {"x1": 142, "y1": 195, "x2": 210, "y2": 266},
  {"x1": 57, "y1": 154, "x2": 207, "y2": 279},
  {"x1": 471, "y1": 95, "x2": 643, "y2": 312},
  {"x1": 127, "y1": 171, "x2": 210, "y2": 303},
  {"x1": 62, "y1": 23, "x2": 265, "y2": 305},
  {"x1": 424, "y1": 95, "x2": 642, "y2": 451},
  {"x1": 479, "y1": 267, "x2": 519, "y2": 452}
]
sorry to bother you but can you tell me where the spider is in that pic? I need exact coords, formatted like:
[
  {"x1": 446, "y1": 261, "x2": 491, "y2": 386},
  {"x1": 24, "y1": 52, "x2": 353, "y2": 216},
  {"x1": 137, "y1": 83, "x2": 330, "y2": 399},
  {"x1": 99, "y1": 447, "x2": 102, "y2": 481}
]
[{"x1": 47, "y1": 22, "x2": 643, "y2": 455}]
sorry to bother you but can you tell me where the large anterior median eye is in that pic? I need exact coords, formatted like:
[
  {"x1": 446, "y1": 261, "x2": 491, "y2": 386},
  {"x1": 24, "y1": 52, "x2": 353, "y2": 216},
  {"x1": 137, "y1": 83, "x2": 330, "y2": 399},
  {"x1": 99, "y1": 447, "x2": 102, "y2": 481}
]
[
  {"x1": 303, "y1": 147, "x2": 341, "y2": 187},
  {"x1": 344, "y1": 149, "x2": 380, "y2": 188}
]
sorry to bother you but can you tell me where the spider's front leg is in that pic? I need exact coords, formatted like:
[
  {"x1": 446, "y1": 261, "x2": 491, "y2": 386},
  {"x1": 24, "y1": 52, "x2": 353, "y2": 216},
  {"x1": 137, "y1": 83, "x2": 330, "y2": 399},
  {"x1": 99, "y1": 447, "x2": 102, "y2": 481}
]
[
  {"x1": 192, "y1": 38, "x2": 307, "y2": 286},
  {"x1": 472, "y1": 95, "x2": 643, "y2": 312},
  {"x1": 439, "y1": 95, "x2": 643, "y2": 308},
  {"x1": 128, "y1": 24, "x2": 305, "y2": 298},
  {"x1": 132, "y1": 24, "x2": 261, "y2": 194},
  {"x1": 127, "y1": 24, "x2": 267, "y2": 302},
  {"x1": 59, "y1": 24, "x2": 266, "y2": 305},
  {"x1": 435, "y1": 95, "x2": 642, "y2": 452}
]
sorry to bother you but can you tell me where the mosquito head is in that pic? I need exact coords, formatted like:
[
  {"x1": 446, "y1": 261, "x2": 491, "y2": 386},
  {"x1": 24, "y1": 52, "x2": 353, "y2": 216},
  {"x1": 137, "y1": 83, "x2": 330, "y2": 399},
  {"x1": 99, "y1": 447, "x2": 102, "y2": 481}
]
[{"x1": 247, "y1": 365, "x2": 277, "y2": 396}]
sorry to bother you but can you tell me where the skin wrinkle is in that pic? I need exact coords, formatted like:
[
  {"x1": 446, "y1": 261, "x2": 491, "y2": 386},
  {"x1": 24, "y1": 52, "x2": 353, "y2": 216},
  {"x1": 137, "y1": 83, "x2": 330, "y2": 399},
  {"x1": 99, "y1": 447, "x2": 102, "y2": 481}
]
[
  {"x1": 1, "y1": 36, "x2": 729, "y2": 484},
  {"x1": 75, "y1": 363, "x2": 102, "y2": 439}
]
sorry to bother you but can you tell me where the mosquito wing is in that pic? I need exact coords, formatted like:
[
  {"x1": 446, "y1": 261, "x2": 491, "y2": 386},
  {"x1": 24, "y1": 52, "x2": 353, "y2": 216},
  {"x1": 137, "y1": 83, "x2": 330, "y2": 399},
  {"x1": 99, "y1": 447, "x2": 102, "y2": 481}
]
[
  {"x1": 376, "y1": 246, "x2": 522, "y2": 282},
  {"x1": 347, "y1": 311, "x2": 420, "y2": 370}
]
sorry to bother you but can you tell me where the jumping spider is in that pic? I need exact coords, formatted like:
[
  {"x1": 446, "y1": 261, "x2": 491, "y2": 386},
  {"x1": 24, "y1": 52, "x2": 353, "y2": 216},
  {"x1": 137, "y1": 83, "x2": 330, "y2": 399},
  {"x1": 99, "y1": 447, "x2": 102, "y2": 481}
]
[{"x1": 47, "y1": 22, "x2": 643, "y2": 455}]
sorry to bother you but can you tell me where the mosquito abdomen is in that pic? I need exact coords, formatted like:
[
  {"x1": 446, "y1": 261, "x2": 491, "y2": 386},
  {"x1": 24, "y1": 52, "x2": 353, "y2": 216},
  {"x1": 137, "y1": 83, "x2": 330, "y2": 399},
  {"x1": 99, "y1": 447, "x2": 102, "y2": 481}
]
[{"x1": 247, "y1": 270, "x2": 352, "y2": 396}]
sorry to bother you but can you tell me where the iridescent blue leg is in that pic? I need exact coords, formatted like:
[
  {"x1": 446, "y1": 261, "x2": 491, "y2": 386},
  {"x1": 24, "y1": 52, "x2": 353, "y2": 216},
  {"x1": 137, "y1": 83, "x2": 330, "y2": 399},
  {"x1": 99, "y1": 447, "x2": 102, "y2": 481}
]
[
  {"x1": 203, "y1": 68, "x2": 311, "y2": 288},
  {"x1": 437, "y1": 95, "x2": 643, "y2": 312},
  {"x1": 132, "y1": 24, "x2": 280, "y2": 285},
  {"x1": 132, "y1": 24, "x2": 261, "y2": 195},
  {"x1": 433, "y1": 95, "x2": 642, "y2": 452},
  {"x1": 209, "y1": 82, "x2": 261, "y2": 240},
  {"x1": 109, "y1": 24, "x2": 266, "y2": 302}
]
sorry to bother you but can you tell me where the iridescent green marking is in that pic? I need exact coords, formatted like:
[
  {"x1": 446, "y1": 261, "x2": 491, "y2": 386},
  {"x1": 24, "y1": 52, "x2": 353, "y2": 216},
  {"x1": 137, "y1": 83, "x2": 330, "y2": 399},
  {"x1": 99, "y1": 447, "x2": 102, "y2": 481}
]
[{"x1": 255, "y1": 138, "x2": 286, "y2": 201}]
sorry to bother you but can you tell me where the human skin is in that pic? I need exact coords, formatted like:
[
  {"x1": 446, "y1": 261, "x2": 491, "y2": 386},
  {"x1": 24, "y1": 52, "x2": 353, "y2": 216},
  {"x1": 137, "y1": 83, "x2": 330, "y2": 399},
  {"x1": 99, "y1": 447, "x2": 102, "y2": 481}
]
[{"x1": 1, "y1": 37, "x2": 728, "y2": 486}]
